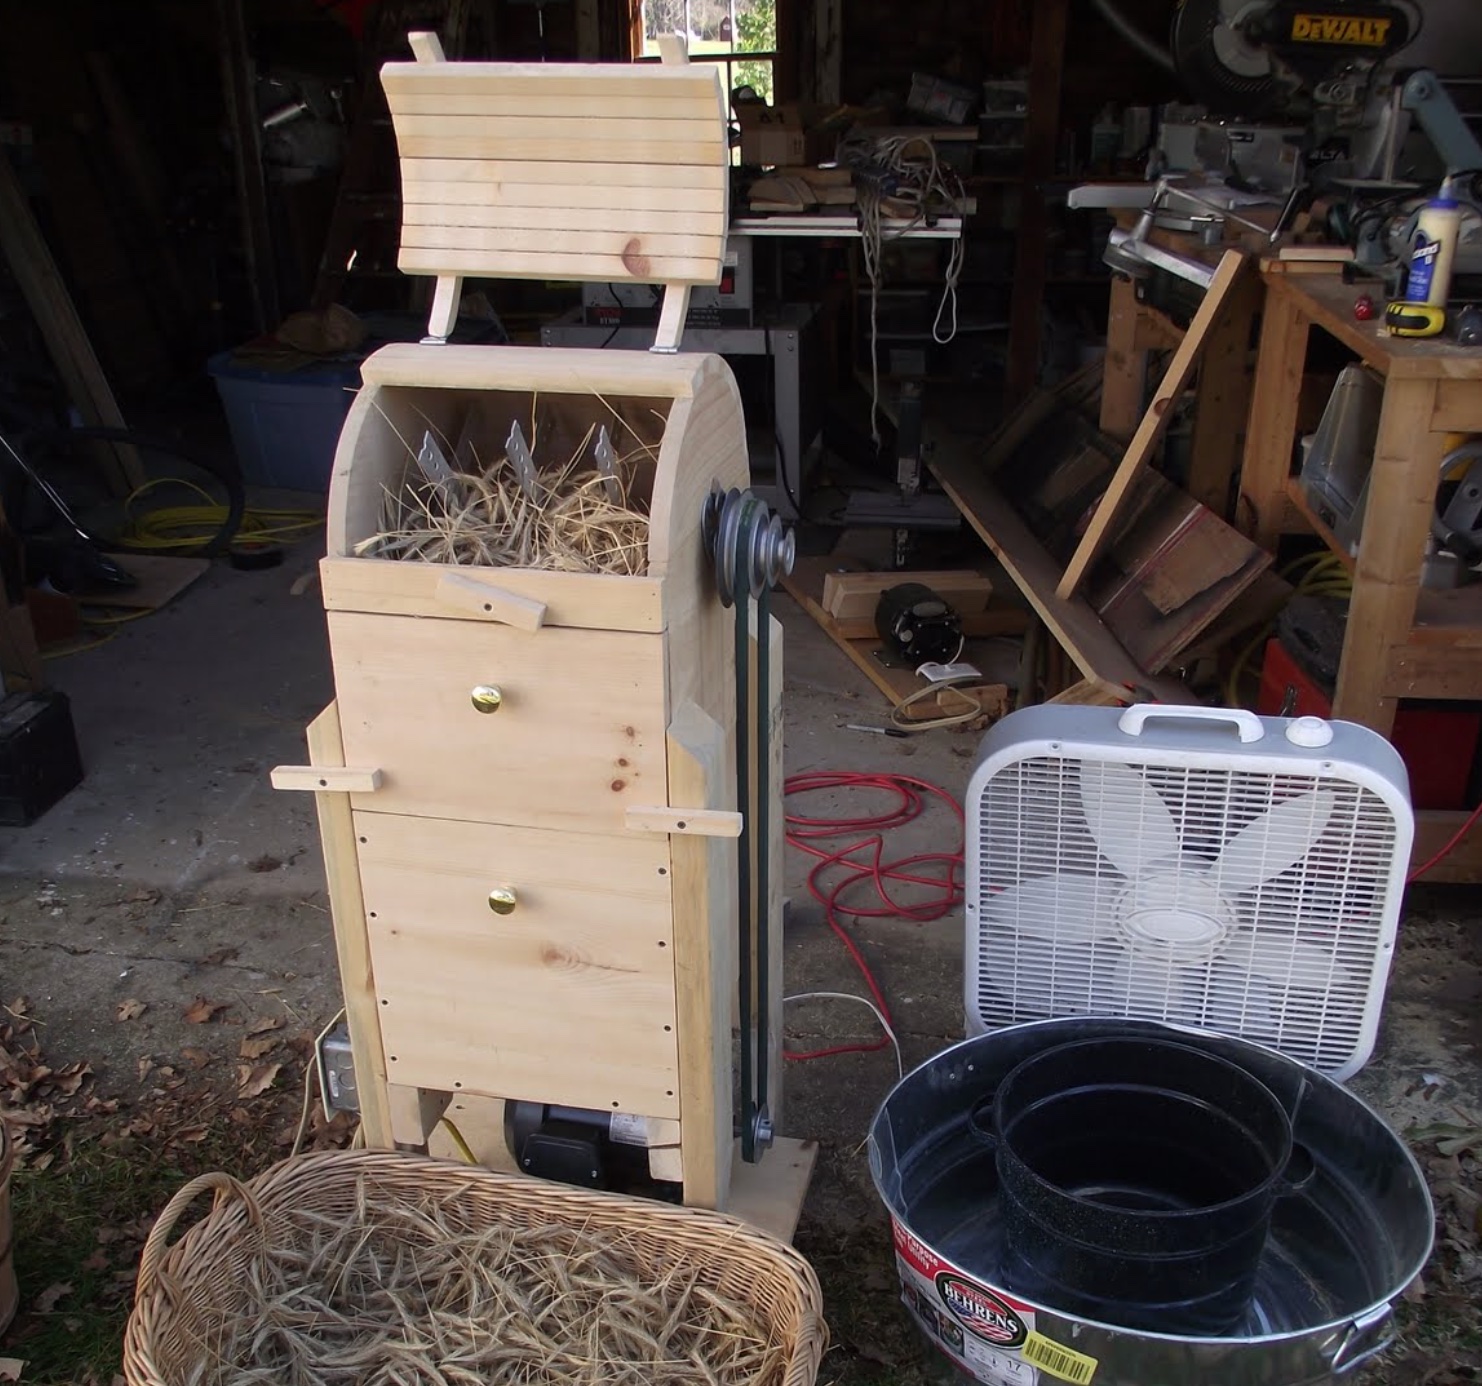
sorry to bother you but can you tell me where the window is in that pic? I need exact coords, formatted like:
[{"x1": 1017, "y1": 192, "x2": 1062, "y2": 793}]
[{"x1": 636, "y1": 0, "x2": 776, "y2": 104}]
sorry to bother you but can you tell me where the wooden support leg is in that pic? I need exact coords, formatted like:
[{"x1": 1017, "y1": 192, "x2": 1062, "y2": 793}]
[
  {"x1": 667, "y1": 701, "x2": 735, "y2": 1210},
  {"x1": 387, "y1": 1083, "x2": 451, "y2": 1149},
  {"x1": 1188, "y1": 270, "x2": 1262, "y2": 520},
  {"x1": 1238, "y1": 284, "x2": 1310, "y2": 551},
  {"x1": 305, "y1": 702, "x2": 394, "y2": 1149},
  {"x1": 1333, "y1": 380, "x2": 1442, "y2": 738}
]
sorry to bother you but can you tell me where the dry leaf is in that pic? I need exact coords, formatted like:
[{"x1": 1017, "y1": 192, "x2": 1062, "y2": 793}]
[
  {"x1": 115, "y1": 999, "x2": 147, "y2": 1022},
  {"x1": 202, "y1": 946, "x2": 239, "y2": 967},
  {"x1": 180, "y1": 1047, "x2": 211, "y2": 1070},
  {"x1": 245, "y1": 1015, "x2": 283, "y2": 1037},
  {"x1": 33, "y1": 1281, "x2": 73, "y2": 1313},
  {"x1": 136, "y1": 1055, "x2": 154, "y2": 1083},
  {"x1": 174, "y1": 1126, "x2": 208, "y2": 1143},
  {"x1": 237, "y1": 1061, "x2": 283, "y2": 1098},
  {"x1": 182, "y1": 997, "x2": 228, "y2": 1025},
  {"x1": 81, "y1": 1248, "x2": 110, "y2": 1273},
  {"x1": 238, "y1": 1035, "x2": 278, "y2": 1060},
  {"x1": 0, "y1": 1360, "x2": 24, "y2": 1384}
]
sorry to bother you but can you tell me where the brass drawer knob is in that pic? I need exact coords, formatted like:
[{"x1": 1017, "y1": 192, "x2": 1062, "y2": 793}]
[
  {"x1": 470, "y1": 684, "x2": 504, "y2": 714},
  {"x1": 488, "y1": 886, "x2": 518, "y2": 915}
]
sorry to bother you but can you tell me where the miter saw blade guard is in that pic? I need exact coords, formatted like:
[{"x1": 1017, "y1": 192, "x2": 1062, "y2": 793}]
[{"x1": 1171, "y1": 0, "x2": 1415, "y2": 118}]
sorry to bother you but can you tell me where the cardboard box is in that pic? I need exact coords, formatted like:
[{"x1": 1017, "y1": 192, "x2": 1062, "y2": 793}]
[{"x1": 738, "y1": 103, "x2": 829, "y2": 168}]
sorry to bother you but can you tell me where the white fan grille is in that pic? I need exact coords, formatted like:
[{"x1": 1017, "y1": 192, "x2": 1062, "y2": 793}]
[{"x1": 970, "y1": 754, "x2": 1401, "y2": 1074}]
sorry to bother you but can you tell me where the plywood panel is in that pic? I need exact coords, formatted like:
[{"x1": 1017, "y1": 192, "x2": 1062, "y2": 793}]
[
  {"x1": 328, "y1": 611, "x2": 666, "y2": 833},
  {"x1": 381, "y1": 64, "x2": 725, "y2": 102},
  {"x1": 393, "y1": 114, "x2": 721, "y2": 145},
  {"x1": 359, "y1": 812, "x2": 680, "y2": 1117},
  {"x1": 386, "y1": 93, "x2": 724, "y2": 119}
]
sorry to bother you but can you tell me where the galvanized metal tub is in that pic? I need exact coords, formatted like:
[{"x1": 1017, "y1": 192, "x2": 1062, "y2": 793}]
[{"x1": 869, "y1": 1019, "x2": 1433, "y2": 1386}]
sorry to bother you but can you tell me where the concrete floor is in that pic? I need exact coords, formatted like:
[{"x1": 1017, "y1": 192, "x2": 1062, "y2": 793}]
[{"x1": 2, "y1": 539, "x2": 1480, "y2": 1379}]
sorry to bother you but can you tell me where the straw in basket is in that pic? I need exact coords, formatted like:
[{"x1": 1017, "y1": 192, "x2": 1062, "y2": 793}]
[{"x1": 123, "y1": 1149, "x2": 827, "y2": 1386}]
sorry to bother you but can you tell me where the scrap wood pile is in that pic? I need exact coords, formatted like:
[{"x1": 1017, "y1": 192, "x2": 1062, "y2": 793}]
[{"x1": 357, "y1": 395, "x2": 665, "y2": 576}]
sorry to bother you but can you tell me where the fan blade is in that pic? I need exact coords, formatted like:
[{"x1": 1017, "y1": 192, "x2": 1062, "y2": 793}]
[
  {"x1": 1079, "y1": 762, "x2": 1180, "y2": 877},
  {"x1": 1212, "y1": 790, "x2": 1336, "y2": 893},
  {"x1": 1202, "y1": 959, "x2": 1279, "y2": 1041},
  {"x1": 1224, "y1": 932, "x2": 1358, "y2": 993},
  {"x1": 984, "y1": 874, "x2": 1120, "y2": 942}
]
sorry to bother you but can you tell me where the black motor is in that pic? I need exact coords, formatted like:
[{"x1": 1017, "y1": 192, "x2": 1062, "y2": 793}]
[{"x1": 875, "y1": 583, "x2": 963, "y2": 666}]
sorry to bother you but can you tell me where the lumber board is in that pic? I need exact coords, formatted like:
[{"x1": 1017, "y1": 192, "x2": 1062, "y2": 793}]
[
  {"x1": 399, "y1": 157, "x2": 727, "y2": 191},
  {"x1": 320, "y1": 558, "x2": 665, "y2": 633},
  {"x1": 356, "y1": 341, "x2": 705, "y2": 394},
  {"x1": 388, "y1": 92, "x2": 725, "y2": 119},
  {"x1": 305, "y1": 702, "x2": 393, "y2": 1149},
  {"x1": 387, "y1": 1084, "x2": 451, "y2": 1148},
  {"x1": 359, "y1": 810, "x2": 682, "y2": 1119},
  {"x1": 822, "y1": 569, "x2": 993, "y2": 622},
  {"x1": 392, "y1": 114, "x2": 721, "y2": 145},
  {"x1": 327, "y1": 611, "x2": 667, "y2": 835},
  {"x1": 403, "y1": 203, "x2": 727, "y2": 235},
  {"x1": 666, "y1": 701, "x2": 735, "y2": 1210},
  {"x1": 1057, "y1": 249, "x2": 1248, "y2": 598},
  {"x1": 727, "y1": 1136, "x2": 816, "y2": 1243},
  {"x1": 928, "y1": 455, "x2": 1188, "y2": 705},
  {"x1": 382, "y1": 64, "x2": 726, "y2": 101},
  {"x1": 400, "y1": 224, "x2": 725, "y2": 257},
  {"x1": 403, "y1": 179, "x2": 726, "y2": 212},
  {"x1": 0, "y1": 150, "x2": 143, "y2": 494},
  {"x1": 398, "y1": 246, "x2": 722, "y2": 283},
  {"x1": 395, "y1": 133, "x2": 722, "y2": 164}
]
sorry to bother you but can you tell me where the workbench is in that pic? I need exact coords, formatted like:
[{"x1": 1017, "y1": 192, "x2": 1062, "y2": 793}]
[{"x1": 1238, "y1": 263, "x2": 1482, "y2": 881}]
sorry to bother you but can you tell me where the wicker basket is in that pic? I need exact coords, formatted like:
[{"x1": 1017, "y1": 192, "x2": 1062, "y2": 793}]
[{"x1": 123, "y1": 1149, "x2": 827, "y2": 1386}]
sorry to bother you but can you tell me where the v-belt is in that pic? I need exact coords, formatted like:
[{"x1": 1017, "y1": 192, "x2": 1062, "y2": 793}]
[{"x1": 703, "y1": 485, "x2": 795, "y2": 1163}]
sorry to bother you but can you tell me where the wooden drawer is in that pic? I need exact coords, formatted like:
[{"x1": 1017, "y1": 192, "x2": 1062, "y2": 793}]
[
  {"x1": 328, "y1": 610, "x2": 667, "y2": 834},
  {"x1": 358, "y1": 811, "x2": 681, "y2": 1118}
]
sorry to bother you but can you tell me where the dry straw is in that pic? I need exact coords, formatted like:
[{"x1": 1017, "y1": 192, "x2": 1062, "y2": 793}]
[
  {"x1": 356, "y1": 399, "x2": 658, "y2": 576},
  {"x1": 124, "y1": 1150, "x2": 826, "y2": 1386}
]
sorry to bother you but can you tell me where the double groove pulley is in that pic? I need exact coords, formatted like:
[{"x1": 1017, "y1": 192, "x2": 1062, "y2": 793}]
[{"x1": 703, "y1": 484, "x2": 795, "y2": 606}]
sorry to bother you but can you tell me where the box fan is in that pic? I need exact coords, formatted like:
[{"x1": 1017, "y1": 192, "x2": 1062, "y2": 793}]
[{"x1": 965, "y1": 705, "x2": 1413, "y2": 1079}]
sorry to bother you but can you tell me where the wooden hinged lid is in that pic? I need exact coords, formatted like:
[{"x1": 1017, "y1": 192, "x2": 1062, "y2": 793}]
[{"x1": 383, "y1": 33, "x2": 730, "y2": 349}]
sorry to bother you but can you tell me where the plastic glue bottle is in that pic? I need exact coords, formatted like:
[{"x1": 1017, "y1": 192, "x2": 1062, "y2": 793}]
[{"x1": 1406, "y1": 175, "x2": 1463, "y2": 307}]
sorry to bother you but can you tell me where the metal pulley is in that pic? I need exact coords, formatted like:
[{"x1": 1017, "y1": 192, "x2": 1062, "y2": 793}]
[
  {"x1": 704, "y1": 485, "x2": 795, "y2": 607},
  {"x1": 701, "y1": 485, "x2": 794, "y2": 1163}
]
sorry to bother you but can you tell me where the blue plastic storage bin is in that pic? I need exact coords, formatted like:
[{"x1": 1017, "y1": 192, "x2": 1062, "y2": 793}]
[{"x1": 207, "y1": 353, "x2": 361, "y2": 492}]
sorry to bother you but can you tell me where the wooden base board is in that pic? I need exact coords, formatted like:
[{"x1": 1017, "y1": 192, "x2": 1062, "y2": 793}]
[
  {"x1": 727, "y1": 1135, "x2": 816, "y2": 1244},
  {"x1": 781, "y1": 556, "x2": 1023, "y2": 715},
  {"x1": 82, "y1": 553, "x2": 210, "y2": 609}
]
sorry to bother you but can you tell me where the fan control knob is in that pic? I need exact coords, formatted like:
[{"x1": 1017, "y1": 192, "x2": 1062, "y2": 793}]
[{"x1": 1285, "y1": 716, "x2": 1334, "y2": 748}]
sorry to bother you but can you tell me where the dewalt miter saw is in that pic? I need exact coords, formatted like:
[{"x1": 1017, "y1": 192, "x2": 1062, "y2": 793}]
[{"x1": 1078, "y1": 0, "x2": 1482, "y2": 290}]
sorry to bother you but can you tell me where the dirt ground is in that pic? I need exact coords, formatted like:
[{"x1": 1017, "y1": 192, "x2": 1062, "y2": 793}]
[{"x1": 1, "y1": 562, "x2": 1479, "y2": 1383}]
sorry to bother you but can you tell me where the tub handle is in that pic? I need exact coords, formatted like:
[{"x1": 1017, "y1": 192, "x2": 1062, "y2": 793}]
[
  {"x1": 1278, "y1": 1142, "x2": 1318, "y2": 1197},
  {"x1": 967, "y1": 1095, "x2": 999, "y2": 1149},
  {"x1": 1330, "y1": 1304, "x2": 1394, "y2": 1374}
]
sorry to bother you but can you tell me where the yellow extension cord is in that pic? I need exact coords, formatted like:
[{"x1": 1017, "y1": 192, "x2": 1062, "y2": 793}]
[
  {"x1": 42, "y1": 479, "x2": 323, "y2": 659},
  {"x1": 117, "y1": 477, "x2": 323, "y2": 551},
  {"x1": 1224, "y1": 551, "x2": 1354, "y2": 708}
]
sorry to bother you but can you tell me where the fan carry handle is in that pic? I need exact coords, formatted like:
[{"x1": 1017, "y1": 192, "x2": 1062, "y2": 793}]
[{"x1": 1118, "y1": 705, "x2": 1266, "y2": 743}]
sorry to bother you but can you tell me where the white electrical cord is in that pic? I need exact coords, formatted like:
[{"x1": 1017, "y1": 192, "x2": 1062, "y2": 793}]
[
  {"x1": 841, "y1": 132, "x2": 968, "y2": 444},
  {"x1": 784, "y1": 991, "x2": 904, "y2": 1078}
]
